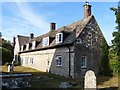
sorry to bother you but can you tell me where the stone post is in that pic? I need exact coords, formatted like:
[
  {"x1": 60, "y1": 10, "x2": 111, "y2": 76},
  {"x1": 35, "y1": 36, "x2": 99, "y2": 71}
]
[
  {"x1": 84, "y1": 70, "x2": 96, "y2": 90},
  {"x1": 8, "y1": 65, "x2": 10, "y2": 72},
  {"x1": 11, "y1": 61, "x2": 14, "y2": 72}
]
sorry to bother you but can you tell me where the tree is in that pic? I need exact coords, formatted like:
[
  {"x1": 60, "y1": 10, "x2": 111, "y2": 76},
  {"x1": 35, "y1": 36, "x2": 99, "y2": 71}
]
[
  {"x1": 110, "y1": 2, "x2": 120, "y2": 59},
  {"x1": 99, "y1": 38, "x2": 112, "y2": 76},
  {"x1": 1, "y1": 47, "x2": 13, "y2": 65},
  {"x1": 110, "y1": 1, "x2": 120, "y2": 76},
  {"x1": 1, "y1": 39, "x2": 14, "y2": 65},
  {"x1": 2, "y1": 39, "x2": 13, "y2": 52}
]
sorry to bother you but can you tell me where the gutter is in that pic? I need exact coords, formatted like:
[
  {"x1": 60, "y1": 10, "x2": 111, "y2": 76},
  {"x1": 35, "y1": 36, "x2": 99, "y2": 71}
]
[
  {"x1": 66, "y1": 46, "x2": 72, "y2": 78},
  {"x1": 19, "y1": 43, "x2": 73, "y2": 54}
]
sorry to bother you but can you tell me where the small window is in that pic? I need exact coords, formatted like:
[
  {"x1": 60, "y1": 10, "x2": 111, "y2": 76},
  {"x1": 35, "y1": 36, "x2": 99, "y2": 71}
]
[
  {"x1": 32, "y1": 41, "x2": 36, "y2": 49},
  {"x1": 25, "y1": 57, "x2": 28, "y2": 64},
  {"x1": 48, "y1": 60, "x2": 50, "y2": 65},
  {"x1": 81, "y1": 56, "x2": 87, "y2": 68},
  {"x1": 43, "y1": 37, "x2": 49, "y2": 46},
  {"x1": 56, "y1": 55, "x2": 62, "y2": 66},
  {"x1": 56, "y1": 33, "x2": 63, "y2": 44},
  {"x1": 30, "y1": 57, "x2": 33, "y2": 64},
  {"x1": 26, "y1": 43, "x2": 29, "y2": 51}
]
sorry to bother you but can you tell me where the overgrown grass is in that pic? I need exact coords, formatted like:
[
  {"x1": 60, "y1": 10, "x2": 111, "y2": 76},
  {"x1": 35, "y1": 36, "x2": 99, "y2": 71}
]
[{"x1": 97, "y1": 76, "x2": 118, "y2": 89}]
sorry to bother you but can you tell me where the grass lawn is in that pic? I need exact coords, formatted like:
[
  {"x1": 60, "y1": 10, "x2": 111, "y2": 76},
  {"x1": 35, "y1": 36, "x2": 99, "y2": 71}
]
[
  {"x1": 0, "y1": 65, "x2": 83, "y2": 89},
  {"x1": 0, "y1": 65, "x2": 119, "y2": 89},
  {"x1": 1, "y1": 65, "x2": 40, "y2": 73}
]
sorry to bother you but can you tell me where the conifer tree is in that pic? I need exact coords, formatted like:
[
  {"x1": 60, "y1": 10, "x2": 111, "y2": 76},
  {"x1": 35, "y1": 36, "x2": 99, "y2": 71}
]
[{"x1": 110, "y1": 1, "x2": 120, "y2": 75}]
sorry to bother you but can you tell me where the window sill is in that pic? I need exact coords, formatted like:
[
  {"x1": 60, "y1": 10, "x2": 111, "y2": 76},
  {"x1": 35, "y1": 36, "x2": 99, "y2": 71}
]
[
  {"x1": 56, "y1": 65, "x2": 62, "y2": 67},
  {"x1": 81, "y1": 67, "x2": 87, "y2": 69},
  {"x1": 56, "y1": 42, "x2": 62, "y2": 44}
]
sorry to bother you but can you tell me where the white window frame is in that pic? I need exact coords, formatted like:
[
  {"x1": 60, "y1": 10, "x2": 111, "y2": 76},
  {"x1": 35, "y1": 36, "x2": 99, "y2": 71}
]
[
  {"x1": 32, "y1": 41, "x2": 36, "y2": 49},
  {"x1": 25, "y1": 57, "x2": 28, "y2": 64},
  {"x1": 43, "y1": 37, "x2": 49, "y2": 46},
  {"x1": 26, "y1": 43, "x2": 29, "y2": 51},
  {"x1": 56, "y1": 55, "x2": 62, "y2": 66},
  {"x1": 81, "y1": 56, "x2": 87, "y2": 68},
  {"x1": 56, "y1": 33, "x2": 63, "y2": 44},
  {"x1": 21, "y1": 45, "x2": 23, "y2": 51},
  {"x1": 30, "y1": 57, "x2": 33, "y2": 64}
]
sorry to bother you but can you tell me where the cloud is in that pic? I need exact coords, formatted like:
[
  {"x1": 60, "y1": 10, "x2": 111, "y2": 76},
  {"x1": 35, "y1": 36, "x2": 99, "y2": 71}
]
[
  {"x1": 16, "y1": 2, "x2": 49, "y2": 33},
  {"x1": 2, "y1": 2, "x2": 50, "y2": 41}
]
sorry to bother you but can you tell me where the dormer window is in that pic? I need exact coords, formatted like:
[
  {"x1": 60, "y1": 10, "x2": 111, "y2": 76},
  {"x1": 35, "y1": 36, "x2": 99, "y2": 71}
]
[
  {"x1": 43, "y1": 37, "x2": 49, "y2": 46},
  {"x1": 56, "y1": 33, "x2": 63, "y2": 44},
  {"x1": 32, "y1": 41, "x2": 36, "y2": 49},
  {"x1": 26, "y1": 43, "x2": 29, "y2": 51},
  {"x1": 21, "y1": 45, "x2": 23, "y2": 51}
]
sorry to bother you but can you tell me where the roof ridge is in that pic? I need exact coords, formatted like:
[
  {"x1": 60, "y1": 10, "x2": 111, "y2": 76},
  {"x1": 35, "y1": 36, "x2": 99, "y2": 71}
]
[
  {"x1": 17, "y1": 35, "x2": 29, "y2": 38},
  {"x1": 35, "y1": 16, "x2": 93, "y2": 39}
]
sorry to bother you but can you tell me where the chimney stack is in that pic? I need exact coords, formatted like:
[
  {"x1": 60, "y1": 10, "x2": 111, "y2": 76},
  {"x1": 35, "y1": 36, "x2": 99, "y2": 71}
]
[
  {"x1": 30, "y1": 33, "x2": 34, "y2": 39},
  {"x1": 83, "y1": 1, "x2": 92, "y2": 19},
  {"x1": 50, "y1": 22, "x2": 56, "y2": 31}
]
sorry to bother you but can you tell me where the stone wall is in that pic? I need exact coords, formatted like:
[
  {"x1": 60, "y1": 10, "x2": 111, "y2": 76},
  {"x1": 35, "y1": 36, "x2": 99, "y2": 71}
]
[
  {"x1": 74, "y1": 17, "x2": 103, "y2": 78},
  {"x1": 20, "y1": 46, "x2": 74, "y2": 78}
]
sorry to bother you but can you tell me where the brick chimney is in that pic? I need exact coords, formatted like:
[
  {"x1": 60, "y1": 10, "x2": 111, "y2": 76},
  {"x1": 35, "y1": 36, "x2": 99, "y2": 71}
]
[
  {"x1": 30, "y1": 33, "x2": 34, "y2": 39},
  {"x1": 83, "y1": 1, "x2": 92, "y2": 19},
  {"x1": 50, "y1": 22, "x2": 56, "y2": 31}
]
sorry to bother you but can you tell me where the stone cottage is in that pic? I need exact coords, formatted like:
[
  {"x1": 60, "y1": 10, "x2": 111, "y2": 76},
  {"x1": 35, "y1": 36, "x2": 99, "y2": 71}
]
[{"x1": 14, "y1": 2, "x2": 104, "y2": 78}]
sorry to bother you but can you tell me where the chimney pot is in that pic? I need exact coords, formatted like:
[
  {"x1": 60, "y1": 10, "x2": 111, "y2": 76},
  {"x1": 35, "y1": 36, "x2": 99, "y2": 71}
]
[
  {"x1": 30, "y1": 33, "x2": 34, "y2": 39},
  {"x1": 83, "y1": 1, "x2": 92, "y2": 19},
  {"x1": 50, "y1": 22, "x2": 56, "y2": 31}
]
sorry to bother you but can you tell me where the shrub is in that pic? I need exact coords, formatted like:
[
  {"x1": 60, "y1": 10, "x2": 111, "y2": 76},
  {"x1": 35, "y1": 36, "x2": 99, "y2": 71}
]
[{"x1": 109, "y1": 59, "x2": 119, "y2": 76}]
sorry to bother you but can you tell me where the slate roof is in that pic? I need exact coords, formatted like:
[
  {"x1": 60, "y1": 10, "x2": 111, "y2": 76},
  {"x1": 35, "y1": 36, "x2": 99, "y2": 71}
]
[
  {"x1": 18, "y1": 15, "x2": 94, "y2": 52},
  {"x1": 17, "y1": 35, "x2": 29, "y2": 46}
]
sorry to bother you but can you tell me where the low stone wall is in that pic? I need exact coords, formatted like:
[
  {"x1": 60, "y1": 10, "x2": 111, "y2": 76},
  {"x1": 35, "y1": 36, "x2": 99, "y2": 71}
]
[{"x1": 2, "y1": 74, "x2": 31, "y2": 89}]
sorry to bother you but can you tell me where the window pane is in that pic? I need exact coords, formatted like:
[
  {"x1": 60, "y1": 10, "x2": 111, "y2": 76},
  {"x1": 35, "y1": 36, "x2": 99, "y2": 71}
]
[
  {"x1": 43, "y1": 37, "x2": 49, "y2": 46},
  {"x1": 59, "y1": 34, "x2": 62, "y2": 41},
  {"x1": 81, "y1": 56, "x2": 87, "y2": 68},
  {"x1": 30, "y1": 57, "x2": 33, "y2": 64},
  {"x1": 25, "y1": 57, "x2": 28, "y2": 64},
  {"x1": 56, "y1": 33, "x2": 63, "y2": 44},
  {"x1": 56, "y1": 55, "x2": 62, "y2": 66}
]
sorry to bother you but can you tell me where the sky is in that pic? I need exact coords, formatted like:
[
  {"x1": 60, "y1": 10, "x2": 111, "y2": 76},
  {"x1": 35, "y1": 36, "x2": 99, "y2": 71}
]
[{"x1": 1, "y1": 1, "x2": 118, "y2": 45}]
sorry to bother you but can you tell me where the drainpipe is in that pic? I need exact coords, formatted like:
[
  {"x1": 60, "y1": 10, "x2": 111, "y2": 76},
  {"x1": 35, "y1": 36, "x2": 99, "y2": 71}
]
[{"x1": 66, "y1": 46, "x2": 72, "y2": 78}]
